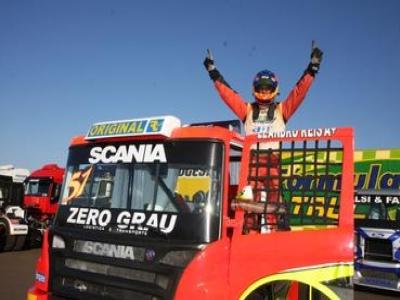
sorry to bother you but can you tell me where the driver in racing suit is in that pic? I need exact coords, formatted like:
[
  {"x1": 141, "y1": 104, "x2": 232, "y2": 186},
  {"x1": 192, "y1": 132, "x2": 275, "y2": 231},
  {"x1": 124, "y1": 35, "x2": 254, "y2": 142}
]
[{"x1": 203, "y1": 42, "x2": 323, "y2": 231}]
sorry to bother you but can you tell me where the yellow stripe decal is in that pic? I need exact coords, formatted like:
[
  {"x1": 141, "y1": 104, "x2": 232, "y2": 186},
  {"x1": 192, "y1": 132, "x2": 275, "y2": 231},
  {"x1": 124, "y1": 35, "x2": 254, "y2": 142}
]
[{"x1": 240, "y1": 263, "x2": 353, "y2": 300}]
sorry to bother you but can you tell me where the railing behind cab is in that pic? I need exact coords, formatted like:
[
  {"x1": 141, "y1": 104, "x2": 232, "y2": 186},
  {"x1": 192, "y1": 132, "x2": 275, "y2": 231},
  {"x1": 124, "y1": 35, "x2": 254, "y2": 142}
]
[
  {"x1": 236, "y1": 127, "x2": 354, "y2": 232},
  {"x1": 230, "y1": 127, "x2": 354, "y2": 300}
]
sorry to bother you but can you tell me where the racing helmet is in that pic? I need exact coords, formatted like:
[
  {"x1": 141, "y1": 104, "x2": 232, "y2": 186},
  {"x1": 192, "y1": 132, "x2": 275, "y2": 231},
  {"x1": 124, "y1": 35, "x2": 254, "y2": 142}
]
[{"x1": 252, "y1": 69, "x2": 279, "y2": 102}]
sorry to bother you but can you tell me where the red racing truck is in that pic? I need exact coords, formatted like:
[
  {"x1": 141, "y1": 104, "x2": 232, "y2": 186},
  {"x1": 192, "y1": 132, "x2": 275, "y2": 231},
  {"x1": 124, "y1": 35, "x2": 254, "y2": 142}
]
[
  {"x1": 27, "y1": 116, "x2": 354, "y2": 300},
  {"x1": 0, "y1": 164, "x2": 64, "y2": 251},
  {"x1": 24, "y1": 164, "x2": 64, "y2": 247}
]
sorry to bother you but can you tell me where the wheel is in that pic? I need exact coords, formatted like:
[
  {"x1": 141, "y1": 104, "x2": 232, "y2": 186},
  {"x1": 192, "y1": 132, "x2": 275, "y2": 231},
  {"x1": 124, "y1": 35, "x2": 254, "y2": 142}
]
[
  {"x1": 245, "y1": 281, "x2": 292, "y2": 300},
  {"x1": 13, "y1": 234, "x2": 26, "y2": 251},
  {"x1": 0, "y1": 218, "x2": 16, "y2": 252},
  {"x1": 246, "y1": 284, "x2": 274, "y2": 300},
  {"x1": 24, "y1": 229, "x2": 42, "y2": 249}
]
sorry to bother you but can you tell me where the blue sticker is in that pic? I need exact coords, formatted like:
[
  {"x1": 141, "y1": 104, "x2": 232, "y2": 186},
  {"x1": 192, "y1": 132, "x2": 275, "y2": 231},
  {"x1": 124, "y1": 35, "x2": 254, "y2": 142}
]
[{"x1": 146, "y1": 119, "x2": 164, "y2": 133}]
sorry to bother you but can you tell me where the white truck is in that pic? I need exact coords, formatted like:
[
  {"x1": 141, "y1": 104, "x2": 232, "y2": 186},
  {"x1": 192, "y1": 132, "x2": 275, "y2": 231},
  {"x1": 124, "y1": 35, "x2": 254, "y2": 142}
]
[{"x1": 0, "y1": 165, "x2": 30, "y2": 251}]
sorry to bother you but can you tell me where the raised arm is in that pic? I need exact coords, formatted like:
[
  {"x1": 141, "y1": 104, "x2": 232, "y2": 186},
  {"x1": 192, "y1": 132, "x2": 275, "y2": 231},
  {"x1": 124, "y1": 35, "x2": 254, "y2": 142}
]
[
  {"x1": 204, "y1": 49, "x2": 247, "y2": 121},
  {"x1": 281, "y1": 41, "x2": 323, "y2": 122},
  {"x1": 281, "y1": 73, "x2": 314, "y2": 122}
]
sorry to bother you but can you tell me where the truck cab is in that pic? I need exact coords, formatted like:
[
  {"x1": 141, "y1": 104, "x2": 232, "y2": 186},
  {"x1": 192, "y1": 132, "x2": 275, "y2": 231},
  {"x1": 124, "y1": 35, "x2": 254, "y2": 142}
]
[
  {"x1": 24, "y1": 164, "x2": 64, "y2": 217},
  {"x1": 0, "y1": 165, "x2": 30, "y2": 209},
  {"x1": 28, "y1": 116, "x2": 354, "y2": 300},
  {"x1": 0, "y1": 165, "x2": 30, "y2": 251},
  {"x1": 0, "y1": 174, "x2": 16, "y2": 209},
  {"x1": 23, "y1": 164, "x2": 64, "y2": 248}
]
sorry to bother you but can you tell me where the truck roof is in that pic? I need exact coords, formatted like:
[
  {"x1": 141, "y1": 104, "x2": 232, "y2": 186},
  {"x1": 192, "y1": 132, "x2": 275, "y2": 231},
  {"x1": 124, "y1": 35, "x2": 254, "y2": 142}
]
[
  {"x1": 28, "y1": 164, "x2": 64, "y2": 183},
  {"x1": 0, "y1": 165, "x2": 30, "y2": 183},
  {"x1": 69, "y1": 116, "x2": 243, "y2": 147}
]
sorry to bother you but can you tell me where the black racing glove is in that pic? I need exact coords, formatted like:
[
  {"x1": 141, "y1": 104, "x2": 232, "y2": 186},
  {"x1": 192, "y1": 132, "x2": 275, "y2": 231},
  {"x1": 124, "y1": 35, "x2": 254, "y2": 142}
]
[
  {"x1": 203, "y1": 49, "x2": 222, "y2": 81},
  {"x1": 203, "y1": 49, "x2": 215, "y2": 71},
  {"x1": 306, "y1": 41, "x2": 323, "y2": 76}
]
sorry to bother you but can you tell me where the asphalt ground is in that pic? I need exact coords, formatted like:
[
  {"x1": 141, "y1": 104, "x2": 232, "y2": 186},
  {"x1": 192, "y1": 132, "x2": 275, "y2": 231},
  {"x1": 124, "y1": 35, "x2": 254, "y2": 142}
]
[
  {"x1": 0, "y1": 248, "x2": 39, "y2": 300},
  {"x1": 0, "y1": 248, "x2": 399, "y2": 300}
]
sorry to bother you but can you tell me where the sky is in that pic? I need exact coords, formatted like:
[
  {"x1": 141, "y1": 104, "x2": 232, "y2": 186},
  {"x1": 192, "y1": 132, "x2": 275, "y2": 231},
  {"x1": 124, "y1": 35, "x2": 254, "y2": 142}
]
[{"x1": 1, "y1": 0, "x2": 400, "y2": 171}]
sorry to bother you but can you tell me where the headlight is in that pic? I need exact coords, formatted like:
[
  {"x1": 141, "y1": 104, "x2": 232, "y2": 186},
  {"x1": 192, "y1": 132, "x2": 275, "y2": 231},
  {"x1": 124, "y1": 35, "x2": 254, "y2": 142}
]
[
  {"x1": 52, "y1": 234, "x2": 65, "y2": 249},
  {"x1": 159, "y1": 250, "x2": 198, "y2": 268},
  {"x1": 395, "y1": 248, "x2": 400, "y2": 261}
]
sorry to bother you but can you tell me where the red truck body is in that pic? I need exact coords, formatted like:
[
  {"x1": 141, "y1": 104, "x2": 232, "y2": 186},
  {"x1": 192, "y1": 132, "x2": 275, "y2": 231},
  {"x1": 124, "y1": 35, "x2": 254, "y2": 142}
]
[{"x1": 27, "y1": 117, "x2": 354, "y2": 300}]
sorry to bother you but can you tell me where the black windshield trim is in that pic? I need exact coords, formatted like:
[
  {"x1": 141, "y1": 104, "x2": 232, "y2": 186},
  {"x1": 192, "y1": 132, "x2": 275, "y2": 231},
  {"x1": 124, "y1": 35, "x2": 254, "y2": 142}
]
[{"x1": 55, "y1": 140, "x2": 224, "y2": 243}]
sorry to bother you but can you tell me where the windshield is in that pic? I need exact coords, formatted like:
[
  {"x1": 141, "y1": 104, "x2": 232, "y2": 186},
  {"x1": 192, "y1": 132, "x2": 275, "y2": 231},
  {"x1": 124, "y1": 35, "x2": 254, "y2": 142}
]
[
  {"x1": 0, "y1": 177, "x2": 11, "y2": 202},
  {"x1": 25, "y1": 178, "x2": 51, "y2": 196},
  {"x1": 56, "y1": 140, "x2": 223, "y2": 243},
  {"x1": 60, "y1": 163, "x2": 219, "y2": 213}
]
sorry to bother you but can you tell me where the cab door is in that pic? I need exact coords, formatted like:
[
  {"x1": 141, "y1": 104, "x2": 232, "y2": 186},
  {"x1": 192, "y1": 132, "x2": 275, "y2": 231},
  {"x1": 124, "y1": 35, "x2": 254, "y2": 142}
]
[{"x1": 229, "y1": 128, "x2": 355, "y2": 300}]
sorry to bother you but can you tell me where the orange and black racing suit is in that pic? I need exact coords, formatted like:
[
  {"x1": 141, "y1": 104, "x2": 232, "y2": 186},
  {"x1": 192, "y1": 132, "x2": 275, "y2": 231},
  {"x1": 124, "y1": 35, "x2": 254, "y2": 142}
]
[{"x1": 209, "y1": 69, "x2": 315, "y2": 230}]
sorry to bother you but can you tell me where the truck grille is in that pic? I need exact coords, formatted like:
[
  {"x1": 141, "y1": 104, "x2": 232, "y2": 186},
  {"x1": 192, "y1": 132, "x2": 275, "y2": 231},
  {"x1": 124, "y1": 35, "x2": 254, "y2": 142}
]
[
  {"x1": 358, "y1": 268, "x2": 399, "y2": 289},
  {"x1": 364, "y1": 238, "x2": 393, "y2": 262},
  {"x1": 52, "y1": 258, "x2": 171, "y2": 300},
  {"x1": 65, "y1": 259, "x2": 168, "y2": 288},
  {"x1": 50, "y1": 237, "x2": 198, "y2": 300}
]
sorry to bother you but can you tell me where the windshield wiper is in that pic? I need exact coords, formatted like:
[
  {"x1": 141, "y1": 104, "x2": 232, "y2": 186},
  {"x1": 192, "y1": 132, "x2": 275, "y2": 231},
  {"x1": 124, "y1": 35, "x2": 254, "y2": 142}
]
[{"x1": 147, "y1": 164, "x2": 188, "y2": 212}]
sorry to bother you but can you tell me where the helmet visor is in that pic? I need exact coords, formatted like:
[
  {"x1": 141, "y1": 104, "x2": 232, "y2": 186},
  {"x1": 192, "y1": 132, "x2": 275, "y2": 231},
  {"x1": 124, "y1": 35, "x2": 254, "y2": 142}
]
[{"x1": 253, "y1": 77, "x2": 277, "y2": 93}]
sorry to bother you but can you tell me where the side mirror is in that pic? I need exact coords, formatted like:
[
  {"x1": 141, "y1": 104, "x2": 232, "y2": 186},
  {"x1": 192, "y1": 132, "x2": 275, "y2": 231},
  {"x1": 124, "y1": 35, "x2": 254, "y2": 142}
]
[{"x1": 51, "y1": 184, "x2": 61, "y2": 203}]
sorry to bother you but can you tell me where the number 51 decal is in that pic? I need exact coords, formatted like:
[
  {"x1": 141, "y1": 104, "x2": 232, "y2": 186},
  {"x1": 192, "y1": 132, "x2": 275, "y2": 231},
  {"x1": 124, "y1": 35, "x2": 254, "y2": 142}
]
[{"x1": 63, "y1": 166, "x2": 93, "y2": 204}]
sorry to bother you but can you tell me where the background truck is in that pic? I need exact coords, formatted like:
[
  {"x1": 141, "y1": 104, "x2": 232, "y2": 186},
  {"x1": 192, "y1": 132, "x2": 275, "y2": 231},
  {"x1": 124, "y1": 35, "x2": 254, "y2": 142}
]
[
  {"x1": 0, "y1": 164, "x2": 64, "y2": 251},
  {"x1": 24, "y1": 164, "x2": 64, "y2": 248},
  {"x1": 0, "y1": 165, "x2": 30, "y2": 251},
  {"x1": 28, "y1": 116, "x2": 354, "y2": 300},
  {"x1": 352, "y1": 149, "x2": 400, "y2": 292}
]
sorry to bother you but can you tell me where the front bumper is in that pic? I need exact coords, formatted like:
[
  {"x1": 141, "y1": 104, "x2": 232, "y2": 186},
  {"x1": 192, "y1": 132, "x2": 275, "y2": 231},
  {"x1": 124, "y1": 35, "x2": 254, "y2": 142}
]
[
  {"x1": 354, "y1": 259, "x2": 400, "y2": 292},
  {"x1": 27, "y1": 287, "x2": 70, "y2": 300}
]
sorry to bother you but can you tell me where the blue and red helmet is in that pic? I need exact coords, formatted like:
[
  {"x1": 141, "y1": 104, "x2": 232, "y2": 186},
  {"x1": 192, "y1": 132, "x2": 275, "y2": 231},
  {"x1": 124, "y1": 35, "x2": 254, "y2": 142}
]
[{"x1": 252, "y1": 69, "x2": 279, "y2": 102}]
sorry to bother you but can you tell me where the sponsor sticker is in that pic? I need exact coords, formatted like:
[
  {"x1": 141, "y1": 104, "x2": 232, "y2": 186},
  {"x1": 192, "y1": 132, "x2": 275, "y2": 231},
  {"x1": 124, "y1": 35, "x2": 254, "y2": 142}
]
[
  {"x1": 66, "y1": 207, "x2": 178, "y2": 236},
  {"x1": 257, "y1": 127, "x2": 337, "y2": 139},
  {"x1": 86, "y1": 116, "x2": 181, "y2": 140},
  {"x1": 35, "y1": 272, "x2": 46, "y2": 283}
]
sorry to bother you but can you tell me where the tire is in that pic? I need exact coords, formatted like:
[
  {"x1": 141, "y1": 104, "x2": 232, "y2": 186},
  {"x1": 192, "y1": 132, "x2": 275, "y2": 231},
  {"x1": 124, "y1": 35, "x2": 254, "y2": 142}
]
[
  {"x1": 3, "y1": 235, "x2": 16, "y2": 251},
  {"x1": 0, "y1": 219, "x2": 6, "y2": 252},
  {"x1": 246, "y1": 281, "x2": 292, "y2": 300},
  {"x1": 13, "y1": 234, "x2": 26, "y2": 251},
  {"x1": 0, "y1": 218, "x2": 16, "y2": 252},
  {"x1": 24, "y1": 229, "x2": 42, "y2": 249},
  {"x1": 246, "y1": 285, "x2": 274, "y2": 300}
]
